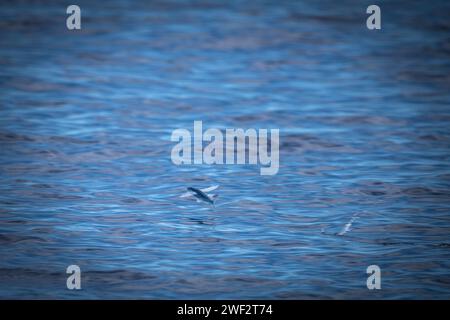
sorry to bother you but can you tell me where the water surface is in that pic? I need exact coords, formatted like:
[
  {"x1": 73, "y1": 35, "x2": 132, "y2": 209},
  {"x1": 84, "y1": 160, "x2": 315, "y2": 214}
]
[{"x1": 0, "y1": 0, "x2": 450, "y2": 299}]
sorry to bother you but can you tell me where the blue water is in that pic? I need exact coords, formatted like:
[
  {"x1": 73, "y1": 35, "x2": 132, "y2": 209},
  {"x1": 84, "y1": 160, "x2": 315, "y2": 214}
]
[{"x1": 1, "y1": 0, "x2": 450, "y2": 299}]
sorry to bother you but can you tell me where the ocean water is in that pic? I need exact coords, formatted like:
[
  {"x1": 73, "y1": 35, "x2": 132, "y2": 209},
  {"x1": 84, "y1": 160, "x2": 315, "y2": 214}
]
[{"x1": 0, "y1": 0, "x2": 450, "y2": 299}]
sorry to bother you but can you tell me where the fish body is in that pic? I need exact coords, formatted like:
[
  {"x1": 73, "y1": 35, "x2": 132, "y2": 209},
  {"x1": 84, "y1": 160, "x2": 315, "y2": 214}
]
[
  {"x1": 180, "y1": 185, "x2": 219, "y2": 205},
  {"x1": 187, "y1": 187, "x2": 214, "y2": 204}
]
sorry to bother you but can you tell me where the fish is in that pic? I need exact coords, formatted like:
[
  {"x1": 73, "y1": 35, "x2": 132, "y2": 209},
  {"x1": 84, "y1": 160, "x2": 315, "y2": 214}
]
[
  {"x1": 338, "y1": 213, "x2": 359, "y2": 236},
  {"x1": 180, "y1": 185, "x2": 219, "y2": 205},
  {"x1": 320, "y1": 213, "x2": 361, "y2": 236}
]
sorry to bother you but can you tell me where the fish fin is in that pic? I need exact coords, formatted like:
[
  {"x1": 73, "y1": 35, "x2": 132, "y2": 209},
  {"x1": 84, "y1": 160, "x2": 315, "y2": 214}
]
[
  {"x1": 200, "y1": 185, "x2": 219, "y2": 193},
  {"x1": 180, "y1": 192, "x2": 194, "y2": 198}
]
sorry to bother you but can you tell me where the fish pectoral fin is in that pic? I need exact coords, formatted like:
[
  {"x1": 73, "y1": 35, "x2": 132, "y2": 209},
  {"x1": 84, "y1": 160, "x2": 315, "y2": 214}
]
[
  {"x1": 209, "y1": 194, "x2": 218, "y2": 199},
  {"x1": 200, "y1": 185, "x2": 219, "y2": 193},
  {"x1": 180, "y1": 192, "x2": 194, "y2": 198}
]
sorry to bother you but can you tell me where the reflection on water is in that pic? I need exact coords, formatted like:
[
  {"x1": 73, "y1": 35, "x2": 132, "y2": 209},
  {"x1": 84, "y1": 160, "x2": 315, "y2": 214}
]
[{"x1": 1, "y1": 0, "x2": 450, "y2": 299}]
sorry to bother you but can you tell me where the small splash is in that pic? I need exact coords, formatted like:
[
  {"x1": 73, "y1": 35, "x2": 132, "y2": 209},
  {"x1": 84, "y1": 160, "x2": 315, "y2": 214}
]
[{"x1": 337, "y1": 214, "x2": 359, "y2": 236}]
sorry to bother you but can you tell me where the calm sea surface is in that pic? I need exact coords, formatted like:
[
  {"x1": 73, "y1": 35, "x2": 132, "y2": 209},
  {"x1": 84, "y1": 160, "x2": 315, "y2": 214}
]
[{"x1": 0, "y1": 0, "x2": 450, "y2": 299}]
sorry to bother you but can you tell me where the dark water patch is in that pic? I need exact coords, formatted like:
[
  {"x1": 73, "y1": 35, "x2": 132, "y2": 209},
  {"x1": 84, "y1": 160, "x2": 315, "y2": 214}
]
[
  {"x1": 0, "y1": 220, "x2": 27, "y2": 225},
  {"x1": 281, "y1": 134, "x2": 358, "y2": 153},
  {"x1": 120, "y1": 197, "x2": 142, "y2": 204},
  {"x1": 360, "y1": 190, "x2": 386, "y2": 197},
  {"x1": 31, "y1": 192, "x2": 85, "y2": 201},
  {"x1": 418, "y1": 134, "x2": 450, "y2": 142},
  {"x1": 400, "y1": 187, "x2": 449, "y2": 197},
  {"x1": 48, "y1": 136, "x2": 99, "y2": 145},
  {"x1": 83, "y1": 269, "x2": 157, "y2": 282},
  {"x1": 0, "y1": 234, "x2": 47, "y2": 244},
  {"x1": 0, "y1": 132, "x2": 35, "y2": 142},
  {"x1": 434, "y1": 243, "x2": 450, "y2": 248}
]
